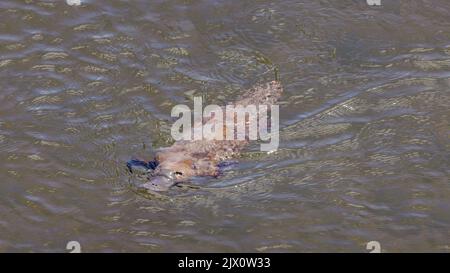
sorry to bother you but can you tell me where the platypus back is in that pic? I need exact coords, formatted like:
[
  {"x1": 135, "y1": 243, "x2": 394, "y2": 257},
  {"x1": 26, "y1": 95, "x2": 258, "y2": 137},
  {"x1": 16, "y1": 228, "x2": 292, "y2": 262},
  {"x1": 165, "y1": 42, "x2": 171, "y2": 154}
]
[{"x1": 128, "y1": 81, "x2": 283, "y2": 191}]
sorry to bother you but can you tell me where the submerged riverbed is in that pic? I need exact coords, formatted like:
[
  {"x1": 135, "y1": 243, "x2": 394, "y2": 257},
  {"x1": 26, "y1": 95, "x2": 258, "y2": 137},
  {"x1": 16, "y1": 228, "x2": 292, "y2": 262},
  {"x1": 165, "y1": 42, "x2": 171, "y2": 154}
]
[{"x1": 0, "y1": 0, "x2": 449, "y2": 252}]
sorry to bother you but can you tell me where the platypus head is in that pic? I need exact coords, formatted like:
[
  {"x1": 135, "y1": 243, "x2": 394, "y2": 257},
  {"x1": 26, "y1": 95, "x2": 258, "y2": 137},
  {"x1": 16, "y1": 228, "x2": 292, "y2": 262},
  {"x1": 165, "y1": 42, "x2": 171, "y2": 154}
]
[{"x1": 141, "y1": 152, "x2": 197, "y2": 192}]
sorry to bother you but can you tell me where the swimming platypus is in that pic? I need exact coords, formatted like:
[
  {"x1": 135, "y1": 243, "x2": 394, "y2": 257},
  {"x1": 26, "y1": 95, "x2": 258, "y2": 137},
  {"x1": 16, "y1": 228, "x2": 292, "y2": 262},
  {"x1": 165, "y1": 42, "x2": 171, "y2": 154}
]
[{"x1": 128, "y1": 81, "x2": 283, "y2": 191}]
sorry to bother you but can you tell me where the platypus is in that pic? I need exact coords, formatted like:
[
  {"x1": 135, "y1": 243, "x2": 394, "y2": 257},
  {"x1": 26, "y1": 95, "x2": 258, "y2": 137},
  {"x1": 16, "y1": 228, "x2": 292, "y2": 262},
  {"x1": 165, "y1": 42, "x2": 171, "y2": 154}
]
[{"x1": 127, "y1": 81, "x2": 283, "y2": 191}]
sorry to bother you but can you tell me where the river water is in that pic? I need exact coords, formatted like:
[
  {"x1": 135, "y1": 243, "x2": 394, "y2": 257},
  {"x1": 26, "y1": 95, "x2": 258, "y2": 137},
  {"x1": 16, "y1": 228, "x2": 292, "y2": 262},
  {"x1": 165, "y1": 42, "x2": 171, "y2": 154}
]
[{"x1": 0, "y1": 0, "x2": 449, "y2": 252}]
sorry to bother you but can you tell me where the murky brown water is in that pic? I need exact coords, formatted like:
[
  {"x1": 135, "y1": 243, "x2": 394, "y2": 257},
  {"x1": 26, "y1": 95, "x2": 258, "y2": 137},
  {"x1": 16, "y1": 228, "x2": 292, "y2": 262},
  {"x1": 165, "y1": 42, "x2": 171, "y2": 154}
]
[{"x1": 0, "y1": 0, "x2": 449, "y2": 252}]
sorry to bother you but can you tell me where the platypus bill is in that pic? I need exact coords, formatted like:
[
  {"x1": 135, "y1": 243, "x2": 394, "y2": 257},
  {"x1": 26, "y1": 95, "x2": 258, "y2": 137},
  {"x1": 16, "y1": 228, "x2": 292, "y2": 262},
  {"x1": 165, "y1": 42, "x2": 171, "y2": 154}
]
[{"x1": 127, "y1": 81, "x2": 283, "y2": 192}]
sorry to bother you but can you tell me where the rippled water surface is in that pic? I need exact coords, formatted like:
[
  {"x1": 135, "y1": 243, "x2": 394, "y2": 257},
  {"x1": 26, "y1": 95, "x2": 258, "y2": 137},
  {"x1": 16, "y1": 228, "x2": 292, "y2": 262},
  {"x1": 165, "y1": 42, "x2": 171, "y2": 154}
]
[{"x1": 0, "y1": 0, "x2": 449, "y2": 252}]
